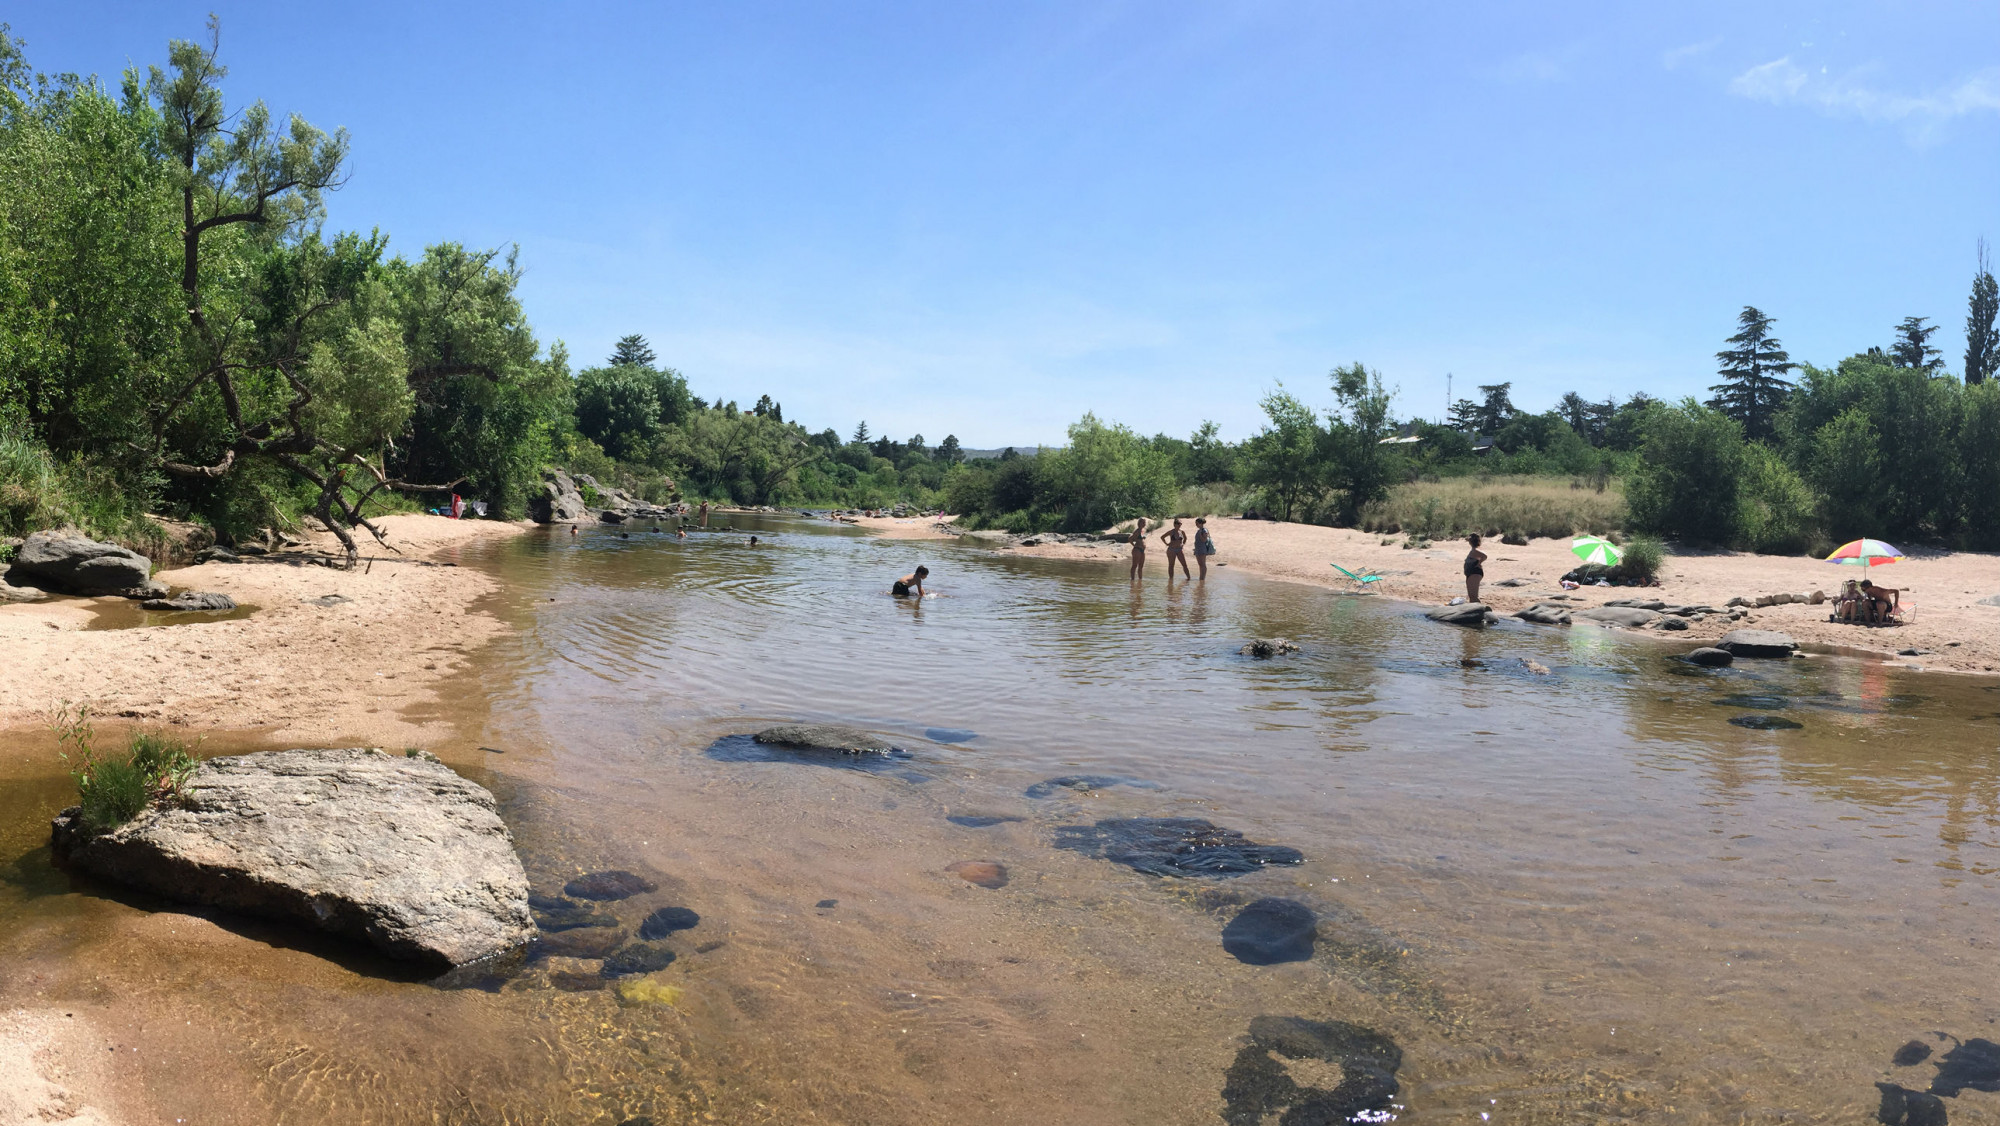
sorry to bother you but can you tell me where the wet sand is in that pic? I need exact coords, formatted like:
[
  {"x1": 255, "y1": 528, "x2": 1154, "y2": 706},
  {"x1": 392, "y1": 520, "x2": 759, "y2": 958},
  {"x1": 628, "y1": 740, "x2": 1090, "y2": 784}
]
[{"x1": 853, "y1": 515, "x2": 2000, "y2": 672}]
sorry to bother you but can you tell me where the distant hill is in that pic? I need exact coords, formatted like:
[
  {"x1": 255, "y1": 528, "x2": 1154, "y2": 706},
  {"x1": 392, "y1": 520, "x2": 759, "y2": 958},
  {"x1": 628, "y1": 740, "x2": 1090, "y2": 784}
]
[{"x1": 961, "y1": 446, "x2": 1044, "y2": 460}]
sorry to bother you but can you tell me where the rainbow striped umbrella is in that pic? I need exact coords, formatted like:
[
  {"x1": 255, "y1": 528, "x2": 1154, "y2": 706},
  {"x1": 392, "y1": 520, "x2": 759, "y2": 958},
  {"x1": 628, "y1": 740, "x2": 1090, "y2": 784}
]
[
  {"x1": 1570, "y1": 535, "x2": 1622, "y2": 566},
  {"x1": 1825, "y1": 538, "x2": 1904, "y2": 566}
]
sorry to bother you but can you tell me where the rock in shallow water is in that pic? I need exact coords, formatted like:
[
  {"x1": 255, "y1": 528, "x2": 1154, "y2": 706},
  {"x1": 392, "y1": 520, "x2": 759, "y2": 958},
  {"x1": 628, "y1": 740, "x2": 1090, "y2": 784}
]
[
  {"x1": 1220, "y1": 1015, "x2": 1401, "y2": 1126},
  {"x1": 538, "y1": 926, "x2": 626, "y2": 958},
  {"x1": 564, "y1": 870, "x2": 658, "y2": 901},
  {"x1": 51, "y1": 748, "x2": 532, "y2": 968},
  {"x1": 140, "y1": 591, "x2": 237, "y2": 612},
  {"x1": 753, "y1": 724, "x2": 905, "y2": 755},
  {"x1": 1423, "y1": 602, "x2": 1493, "y2": 627},
  {"x1": 1221, "y1": 898, "x2": 1317, "y2": 965},
  {"x1": 1685, "y1": 647, "x2": 1734, "y2": 667},
  {"x1": 1024, "y1": 775, "x2": 1161, "y2": 799},
  {"x1": 638, "y1": 906, "x2": 701, "y2": 938},
  {"x1": 1053, "y1": 818, "x2": 1304, "y2": 877},
  {"x1": 945, "y1": 860, "x2": 1008, "y2": 889},
  {"x1": 1716, "y1": 629, "x2": 1797, "y2": 658},
  {"x1": 1239, "y1": 638, "x2": 1301, "y2": 658},
  {"x1": 601, "y1": 942, "x2": 677, "y2": 977},
  {"x1": 1728, "y1": 714, "x2": 1802, "y2": 730}
]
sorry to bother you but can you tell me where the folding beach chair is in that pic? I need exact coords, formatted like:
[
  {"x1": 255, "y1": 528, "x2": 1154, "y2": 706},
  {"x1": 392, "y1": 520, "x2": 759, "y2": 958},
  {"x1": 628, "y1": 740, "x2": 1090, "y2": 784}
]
[{"x1": 1331, "y1": 563, "x2": 1383, "y2": 588}]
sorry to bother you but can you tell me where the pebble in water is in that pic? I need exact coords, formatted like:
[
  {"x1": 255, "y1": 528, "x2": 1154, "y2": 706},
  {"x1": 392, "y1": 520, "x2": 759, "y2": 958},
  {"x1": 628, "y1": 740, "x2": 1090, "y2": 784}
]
[
  {"x1": 564, "y1": 870, "x2": 659, "y2": 901},
  {"x1": 1024, "y1": 775, "x2": 1162, "y2": 799},
  {"x1": 638, "y1": 906, "x2": 700, "y2": 939},
  {"x1": 600, "y1": 942, "x2": 678, "y2": 977},
  {"x1": 944, "y1": 860, "x2": 1008, "y2": 889},
  {"x1": 946, "y1": 814, "x2": 1023, "y2": 828},
  {"x1": 1893, "y1": 1040, "x2": 1934, "y2": 1067},
  {"x1": 1221, "y1": 898, "x2": 1317, "y2": 965},
  {"x1": 925, "y1": 728, "x2": 979, "y2": 743},
  {"x1": 530, "y1": 895, "x2": 620, "y2": 932},
  {"x1": 1053, "y1": 818, "x2": 1305, "y2": 878},
  {"x1": 815, "y1": 899, "x2": 838, "y2": 909},
  {"x1": 1729, "y1": 715, "x2": 1803, "y2": 730},
  {"x1": 1220, "y1": 1015, "x2": 1401, "y2": 1126},
  {"x1": 1874, "y1": 1083, "x2": 1948, "y2": 1125}
]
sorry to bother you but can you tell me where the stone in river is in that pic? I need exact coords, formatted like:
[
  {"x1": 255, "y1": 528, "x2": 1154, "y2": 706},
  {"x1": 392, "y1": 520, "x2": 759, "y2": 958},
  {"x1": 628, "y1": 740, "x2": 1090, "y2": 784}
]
[
  {"x1": 638, "y1": 906, "x2": 701, "y2": 939},
  {"x1": 548, "y1": 970, "x2": 608, "y2": 992},
  {"x1": 1239, "y1": 638, "x2": 1301, "y2": 658},
  {"x1": 1220, "y1": 1015, "x2": 1402, "y2": 1126},
  {"x1": 7, "y1": 531, "x2": 153, "y2": 596},
  {"x1": 141, "y1": 591, "x2": 237, "y2": 612},
  {"x1": 1728, "y1": 714, "x2": 1802, "y2": 730},
  {"x1": 1874, "y1": 1082, "x2": 1948, "y2": 1126},
  {"x1": 753, "y1": 723, "x2": 904, "y2": 755},
  {"x1": 1574, "y1": 605, "x2": 1660, "y2": 628},
  {"x1": 815, "y1": 899, "x2": 838, "y2": 909},
  {"x1": 947, "y1": 814, "x2": 1024, "y2": 828},
  {"x1": 564, "y1": 870, "x2": 658, "y2": 901},
  {"x1": 1221, "y1": 898, "x2": 1317, "y2": 965},
  {"x1": 1929, "y1": 1037, "x2": 2000, "y2": 1097},
  {"x1": 1716, "y1": 629, "x2": 1797, "y2": 658},
  {"x1": 924, "y1": 727, "x2": 979, "y2": 743},
  {"x1": 1052, "y1": 818, "x2": 1304, "y2": 878},
  {"x1": 1513, "y1": 604, "x2": 1571, "y2": 625},
  {"x1": 600, "y1": 942, "x2": 678, "y2": 977},
  {"x1": 1423, "y1": 602, "x2": 1493, "y2": 627},
  {"x1": 945, "y1": 860, "x2": 1008, "y2": 889},
  {"x1": 1024, "y1": 775, "x2": 1161, "y2": 799},
  {"x1": 1892, "y1": 1039, "x2": 1933, "y2": 1067},
  {"x1": 1714, "y1": 693, "x2": 1789, "y2": 710},
  {"x1": 50, "y1": 747, "x2": 532, "y2": 969},
  {"x1": 532, "y1": 901, "x2": 620, "y2": 932},
  {"x1": 1685, "y1": 647, "x2": 1734, "y2": 667},
  {"x1": 538, "y1": 926, "x2": 627, "y2": 958}
]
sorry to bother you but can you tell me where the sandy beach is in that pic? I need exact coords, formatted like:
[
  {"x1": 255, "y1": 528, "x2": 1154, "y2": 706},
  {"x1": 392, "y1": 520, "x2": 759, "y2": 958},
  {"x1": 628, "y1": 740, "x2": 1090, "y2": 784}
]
[
  {"x1": 853, "y1": 514, "x2": 2000, "y2": 672},
  {"x1": 0, "y1": 514, "x2": 524, "y2": 748}
]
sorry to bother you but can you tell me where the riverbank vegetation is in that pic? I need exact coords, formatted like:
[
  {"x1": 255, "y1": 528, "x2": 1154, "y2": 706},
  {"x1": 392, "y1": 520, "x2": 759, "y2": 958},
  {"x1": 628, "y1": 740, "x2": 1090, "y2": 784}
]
[{"x1": 3, "y1": 23, "x2": 1995, "y2": 558}]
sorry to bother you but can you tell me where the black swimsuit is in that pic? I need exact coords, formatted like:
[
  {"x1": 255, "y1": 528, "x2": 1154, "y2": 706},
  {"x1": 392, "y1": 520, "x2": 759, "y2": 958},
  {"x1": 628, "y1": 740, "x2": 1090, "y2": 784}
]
[{"x1": 1464, "y1": 554, "x2": 1484, "y2": 576}]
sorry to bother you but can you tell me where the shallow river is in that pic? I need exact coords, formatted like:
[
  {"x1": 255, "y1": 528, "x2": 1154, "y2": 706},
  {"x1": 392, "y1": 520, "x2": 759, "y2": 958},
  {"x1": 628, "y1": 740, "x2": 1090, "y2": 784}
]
[{"x1": 4, "y1": 516, "x2": 1999, "y2": 1124}]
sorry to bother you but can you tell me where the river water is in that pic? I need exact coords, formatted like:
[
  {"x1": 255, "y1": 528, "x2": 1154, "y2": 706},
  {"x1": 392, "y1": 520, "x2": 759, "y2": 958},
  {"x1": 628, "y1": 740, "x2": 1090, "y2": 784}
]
[{"x1": 3, "y1": 515, "x2": 1998, "y2": 1124}]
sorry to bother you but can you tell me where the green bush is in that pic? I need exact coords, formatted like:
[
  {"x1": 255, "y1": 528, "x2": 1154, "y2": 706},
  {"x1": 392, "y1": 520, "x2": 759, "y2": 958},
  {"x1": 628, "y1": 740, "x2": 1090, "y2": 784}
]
[
  {"x1": 50, "y1": 704, "x2": 200, "y2": 832},
  {"x1": 1737, "y1": 442, "x2": 1819, "y2": 554},
  {"x1": 1625, "y1": 400, "x2": 1744, "y2": 544},
  {"x1": 1617, "y1": 536, "x2": 1665, "y2": 584}
]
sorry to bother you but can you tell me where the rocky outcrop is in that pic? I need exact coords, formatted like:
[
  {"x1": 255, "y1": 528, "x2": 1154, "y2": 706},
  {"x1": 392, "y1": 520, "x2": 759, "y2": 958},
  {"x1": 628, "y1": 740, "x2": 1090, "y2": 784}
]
[
  {"x1": 141, "y1": 591, "x2": 237, "y2": 612},
  {"x1": 528, "y1": 468, "x2": 590, "y2": 524},
  {"x1": 51, "y1": 748, "x2": 532, "y2": 969},
  {"x1": 1575, "y1": 605, "x2": 1659, "y2": 628},
  {"x1": 1423, "y1": 602, "x2": 1495, "y2": 627},
  {"x1": 1513, "y1": 603, "x2": 1572, "y2": 625},
  {"x1": 1716, "y1": 629, "x2": 1798, "y2": 658},
  {"x1": 753, "y1": 724, "x2": 905, "y2": 755},
  {"x1": 7, "y1": 532, "x2": 152, "y2": 596}
]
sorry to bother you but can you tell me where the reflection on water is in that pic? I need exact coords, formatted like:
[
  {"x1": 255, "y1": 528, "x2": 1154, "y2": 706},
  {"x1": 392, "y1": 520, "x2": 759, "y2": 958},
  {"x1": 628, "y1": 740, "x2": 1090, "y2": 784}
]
[{"x1": 3, "y1": 515, "x2": 1999, "y2": 1124}]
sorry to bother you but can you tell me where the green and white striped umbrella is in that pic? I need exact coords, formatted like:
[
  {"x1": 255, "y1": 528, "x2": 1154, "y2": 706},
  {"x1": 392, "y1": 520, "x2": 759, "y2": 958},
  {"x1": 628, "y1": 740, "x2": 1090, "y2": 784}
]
[{"x1": 1570, "y1": 535, "x2": 1622, "y2": 566}]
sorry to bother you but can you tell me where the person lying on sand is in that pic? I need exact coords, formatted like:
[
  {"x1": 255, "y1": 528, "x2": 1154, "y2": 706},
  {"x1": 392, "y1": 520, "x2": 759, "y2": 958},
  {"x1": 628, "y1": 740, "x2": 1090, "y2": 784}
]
[{"x1": 892, "y1": 565, "x2": 929, "y2": 598}]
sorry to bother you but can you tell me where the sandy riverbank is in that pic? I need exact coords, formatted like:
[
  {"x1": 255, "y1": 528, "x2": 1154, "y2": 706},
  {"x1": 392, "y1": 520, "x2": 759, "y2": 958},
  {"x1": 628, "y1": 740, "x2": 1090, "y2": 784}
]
[
  {"x1": 0, "y1": 514, "x2": 524, "y2": 747},
  {"x1": 852, "y1": 514, "x2": 2000, "y2": 672}
]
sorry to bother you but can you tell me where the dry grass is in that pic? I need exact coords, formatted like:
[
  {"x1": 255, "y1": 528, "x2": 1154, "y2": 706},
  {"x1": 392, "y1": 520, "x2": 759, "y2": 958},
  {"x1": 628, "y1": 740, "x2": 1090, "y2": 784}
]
[{"x1": 1361, "y1": 475, "x2": 1626, "y2": 540}]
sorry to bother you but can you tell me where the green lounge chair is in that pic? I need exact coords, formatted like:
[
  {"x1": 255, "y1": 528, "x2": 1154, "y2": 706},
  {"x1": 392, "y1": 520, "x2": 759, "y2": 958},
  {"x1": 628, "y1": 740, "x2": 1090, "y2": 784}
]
[{"x1": 1331, "y1": 563, "x2": 1382, "y2": 586}]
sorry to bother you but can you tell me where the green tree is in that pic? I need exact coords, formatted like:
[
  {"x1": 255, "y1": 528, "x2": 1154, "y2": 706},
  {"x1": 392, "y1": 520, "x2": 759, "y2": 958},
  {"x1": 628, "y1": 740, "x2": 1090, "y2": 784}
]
[
  {"x1": 609, "y1": 334, "x2": 655, "y2": 368},
  {"x1": 934, "y1": 434, "x2": 964, "y2": 464},
  {"x1": 1473, "y1": 383, "x2": 1516, "y2": 434},
  {"x1": 1960, "y1": 380, "x2": 2000, "y2": 546},
  {"x1": 1964, "y1": 243, "x2": 1997, "y2": 385},
  {"x1": 1890, "y1": 316, "x2": 1944, "y2": 373},
  {"x1": 1625, "y1": 399, "x2": 1744, "y2": 543},
  {"x1": 573, "y1": 365, "x2": 661, "y2": 460},
  {"x1": 1322, "y1": 363, "x2": 1395, "y2": 525},
  {"x1": 1737, "y1": 442, "x2": 1818, "y2": 554},
  {"x1": 1181, "y1": 420, "x2": 1237, "y2": 484},
  {"x1": 1446, "y1": 398, "x2": 1481, "y2": 432},
  {"x1": 1806, "y1": 407, "x2": 1881, "y2": 541},
  {"x1": 1035, "y1": 413, "x2": 1176, "y2": 532},
  {"x1": 1242, "y1": 389, "x2": 1325, "y2": 521},
  {"x1": 851, "y1": 420, "x2": 869, "y2": 444},
  {"x1": 1707, "y1": 306, "x2": 1796, "y2": 442}
]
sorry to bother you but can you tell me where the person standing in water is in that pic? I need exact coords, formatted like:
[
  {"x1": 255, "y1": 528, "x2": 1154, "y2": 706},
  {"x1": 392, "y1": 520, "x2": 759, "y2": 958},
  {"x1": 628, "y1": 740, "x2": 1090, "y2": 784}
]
[
  {"x1": 698, "y1": 500, "x2": 710, "y2": 528},
  {"x1": 1159, "y1": 518, "x2": 1191, "y2": 580},
  {"x1": 892, "y1": 565, "x2": 929, "y2": 598},
  {"x1": 1192, "y1": 517, "x2": 1215, "y2": 580},
  {"x1": 1463, "y1": 534, "x2": 1487, "y2": 603},
  {"x1": 1128, "y1": 517, "x2": 1149, "y2": 580}
]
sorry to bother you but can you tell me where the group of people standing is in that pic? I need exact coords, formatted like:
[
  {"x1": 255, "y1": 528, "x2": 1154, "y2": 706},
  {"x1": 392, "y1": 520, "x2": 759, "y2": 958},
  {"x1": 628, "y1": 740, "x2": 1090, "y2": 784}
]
[{"x1": 1127, "y1": 517, "x2": 1217, "y2": 580}]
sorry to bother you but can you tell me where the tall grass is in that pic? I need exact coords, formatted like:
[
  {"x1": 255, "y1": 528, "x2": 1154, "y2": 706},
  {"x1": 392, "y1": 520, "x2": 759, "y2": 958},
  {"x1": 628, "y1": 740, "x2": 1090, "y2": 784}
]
[
  {"x1": 1175, "y1": 482, "x2": 1251, "y2": 518},
  {"x1": 1361, "y1": 475, "x2": 1626, "y2": 540},
  {"x1": 0, "y1": 430, "x2": 170, "y2": 554}
]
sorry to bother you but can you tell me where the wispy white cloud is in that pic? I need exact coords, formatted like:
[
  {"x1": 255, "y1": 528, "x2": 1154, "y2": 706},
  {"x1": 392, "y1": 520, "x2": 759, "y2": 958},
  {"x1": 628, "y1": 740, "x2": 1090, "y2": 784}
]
[
  {"x1": 1730, "y1": 56, "x2": 2000, "y2": 142},
  {"x1": 1494, "y1": 45, "x2": 1586, "y2": 85},
  {"x1": 1661, "y1": 37, "x2": 1721, "y2": 71}
]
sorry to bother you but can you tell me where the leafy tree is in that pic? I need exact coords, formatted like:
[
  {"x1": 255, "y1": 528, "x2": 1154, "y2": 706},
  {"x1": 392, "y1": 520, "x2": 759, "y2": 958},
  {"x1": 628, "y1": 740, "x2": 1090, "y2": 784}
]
[
  {"x1": 750, "y1": 394, "x2": 783, "y2": 423},
  {"x1": 1242, "y1": 389, "x2": 1324, "y2": 521},
  {"x1": 1890, "y1": 316, "x2": 1944, "y2": 373},
  {"x1": 655, "y1": 409, "x2": 820, "y2": 504},
  {"x1": 1558, "y1": 392, "x2": 1593, "y2": 438},
  {"x1": 1603, "y1": 393, "x2": 1656, "y2": 451},
  {"x1": 573, "y1": 365, "x2": 661, "y2": 461},
  {"x1": 1966, "y1": 246, "x2": 1998, "y2": 385},
  {"x1": 1960, "y1": 380, "x2": 2000, "y2": 546},
  {"x1": 1707, "y1": 306, "x2": 1796, "y2": 441},
  {"x1": 1473, "y1": 383, "x2": 1516, "y2": 434},
  {"x1": 1625, "y1": 399, "x2": 1744, "y2": 543},
  {"x1": 1322, "y1": 363, "x2": 1396, "y2": 524},
  {"x1": 1181, "y1": 420, "x2": 1237, "y2": 485},
  {"x1": 1737, "y1": 442, "x2": 1818, "y2": 553},
  {"x1": 1035, "y1": 413, "x2": 1176, "y2": 532},
  {"x1": 609, "y1": 334, "x2": 655, "y2": 368},
  {"x1": 934, "y1": 434, "x2": 964, "y2": 464},
  {"x1": 1446, "y1": 398, "x2": 1482, "y2": 432}
]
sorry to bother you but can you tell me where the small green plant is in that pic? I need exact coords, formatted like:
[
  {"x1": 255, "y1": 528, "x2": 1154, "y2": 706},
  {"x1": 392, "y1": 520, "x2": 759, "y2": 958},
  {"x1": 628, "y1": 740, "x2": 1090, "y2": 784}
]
[
  {"x1": 1617, "y1": 536, "x2": 1665, "y2": 585},
  {"x1": 49, "y1": 702, "x2": 200, "y2": 832}
]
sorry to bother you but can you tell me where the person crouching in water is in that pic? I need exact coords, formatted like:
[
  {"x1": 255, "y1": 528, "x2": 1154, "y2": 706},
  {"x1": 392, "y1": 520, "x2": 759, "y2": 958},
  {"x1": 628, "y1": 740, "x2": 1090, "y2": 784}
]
[{"x1": 892, "y1": 565, "x2": 929, "y2": 598}]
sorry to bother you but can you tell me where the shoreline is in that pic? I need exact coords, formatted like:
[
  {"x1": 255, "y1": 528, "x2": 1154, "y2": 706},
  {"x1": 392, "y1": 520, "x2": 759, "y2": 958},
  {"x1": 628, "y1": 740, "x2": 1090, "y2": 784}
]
[{"x1": 851, "y1": 514, "x2": 2000, "y2": 673}]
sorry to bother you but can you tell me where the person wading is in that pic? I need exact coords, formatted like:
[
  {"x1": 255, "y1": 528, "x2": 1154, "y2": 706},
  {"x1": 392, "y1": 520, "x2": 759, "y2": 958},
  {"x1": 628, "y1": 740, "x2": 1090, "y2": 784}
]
[
  {"x1": 892, "y1": 565, "x2": 929, "y2": 598},
  {"x1": 1463, "y1": 534, "x2": 1487, "y2": 603},
  {"x1": 1160, "y1": 518, "x2": 1191, "y2": 580},
  {"x1": 1192, "y1": 517, "x2": 1216, "y2": 580},
  {"x1": 1128, "y1": 518, "x2": 1149, "y2": 580}
]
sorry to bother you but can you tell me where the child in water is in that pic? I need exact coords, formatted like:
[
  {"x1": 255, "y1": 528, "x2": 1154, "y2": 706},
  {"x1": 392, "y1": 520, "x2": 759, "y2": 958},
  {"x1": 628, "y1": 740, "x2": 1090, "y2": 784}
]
[{"x1": 892, "y1": 565, "x2": 929, "y2": 598}]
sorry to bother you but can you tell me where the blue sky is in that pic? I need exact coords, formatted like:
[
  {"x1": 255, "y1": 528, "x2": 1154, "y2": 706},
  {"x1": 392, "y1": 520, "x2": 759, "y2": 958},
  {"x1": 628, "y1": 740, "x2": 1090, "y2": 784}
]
[{"x1": 18, "y1": 2, "x2": 2000, "y2": 446}]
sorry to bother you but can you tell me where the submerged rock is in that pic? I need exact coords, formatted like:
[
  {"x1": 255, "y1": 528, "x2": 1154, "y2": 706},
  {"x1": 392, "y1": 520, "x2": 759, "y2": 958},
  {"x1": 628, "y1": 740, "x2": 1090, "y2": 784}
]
[
  {"x1": 638, "y1": 906, "x2": 701, "y2": 939},
  {"x1": 1220, "y1": 1015, "x2": 1402, "y2": 1126},
  {"x1": 564, "y1": 870, "x2": 658, "y2": 901},
  {"x1": 538, "y1": 926, "x2": 627, "y2": 958},
  {"x1": 1053, "y1": 818, "x2": 1304, "y2": 878},
  {"x1": 924, "y1": 727, "x2": 979, "y2": 743},
  {"x1": 1728, "y1": 714, "x2": 1802, "y2": 730},
  {"x1": 1714, "y1": 694, "x2": 1789, "y2": 710},
  {"x1": 1024, "y1": 775, "x2": 1161, "y2": 799},
  {"x1": 531, "y1": 898, "x2": 620, "y2": 932},
  {"x1": 600, "y1": 942, "x2": 677, "y2": 977},
  {"x1": 753, "y1": 724, "x2": 904, "y2": 756},
  {"x1": 1239, "y1": 638, "x2": 1301, "y2": 658},
  {"x1": 1221, "y1": 898, "x2": 1317, "y2": 965},
  {"x1": 1875, "y1": 1082, "x2": 1948, "y2": 1126},
  {"x1": 947, "y1": 814, "x2": 1024, "y2": 828},
  {"x1": 1892, "y1": 1040, "x2": 1934, "y2": 1067},
  {"x1": 50, "y1": 748, "x2": 532, "y2": 968},
  {"x1": 944, "y1": 860, "x2": 1009, "y2": 889},
  {"x1": 1423, "y1": 602, "x2": 1493, "y2": 627},
  {"x1": 1929, "y1": 1037, "x2": 2000, "y2": 1097},
  {"x1": 1685, "y1": 647, "x2": 1734, "y2": 667},
  {"x1": 1716, "y1": 629, "x2": 1798, "y2": 658},
  {"x1": 141, "y1": 591, "x2": 237, "y2": 612},
  {"x1": 7, "y1": 531, "x2": 152, "y2": 596}
]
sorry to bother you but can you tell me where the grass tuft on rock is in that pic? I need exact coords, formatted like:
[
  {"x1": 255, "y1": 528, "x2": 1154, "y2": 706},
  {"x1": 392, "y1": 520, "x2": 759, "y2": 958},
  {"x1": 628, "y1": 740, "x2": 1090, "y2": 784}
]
[{"x1": 49, "y1": 703, "x2": 200, "y2": 832}]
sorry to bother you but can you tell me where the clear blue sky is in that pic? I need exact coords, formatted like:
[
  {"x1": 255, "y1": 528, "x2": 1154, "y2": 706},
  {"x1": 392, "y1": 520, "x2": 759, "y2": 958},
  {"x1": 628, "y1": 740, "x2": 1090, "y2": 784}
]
[{"x1": 19, "y1": 3, "x2": 2000, "y2": 447}]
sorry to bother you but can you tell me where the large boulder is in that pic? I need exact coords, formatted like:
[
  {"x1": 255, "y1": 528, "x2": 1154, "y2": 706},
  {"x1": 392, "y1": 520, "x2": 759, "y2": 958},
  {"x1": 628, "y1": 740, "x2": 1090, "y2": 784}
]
[
  {"x1": 527, "y1": 469, "x2": 589, "y2": 524},
  {"x1": 1716, "y1": 629, "x2": 1798, "y2": 659},
  {"x1": 7, "y1": 532, "x2": 152, "y2": 595},
  {"x1": 753, "y1": 724, "x2": 905, "y2": 755},
  {"x1": 1423, "y1": 602, "x2": 1494, "y2": 627},
  {"x1": 1575, "y1": 605, "x2": 1659, "y2": 628},
  {"x1": 51, "y1": 748, "x2": 532, "y2": 969}
]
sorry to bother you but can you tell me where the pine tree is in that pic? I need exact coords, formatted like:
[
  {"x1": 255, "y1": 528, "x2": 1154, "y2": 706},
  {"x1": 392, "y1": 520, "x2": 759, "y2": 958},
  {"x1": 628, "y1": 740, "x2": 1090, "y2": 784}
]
[
  {"x1": 936, "y1": 434, "x2": 964, "y2": 464},
  {"x1": 609, "y1": 334, "x2": 656, "y2": 368},
  {"x1": 1474, "y1": 383, "x2": 1516, "y2": 435},
  {"x1": 1890, "y1": 316, "x2": 1944, "y2": 373},
  {"x1": 1707, "y1": 306, "x2": 1796, "y2": 441},
  {"x1": 1965, "y1": 241, "x2": 1998, "y2": 385},
  {"x1": 1447, "y1": 398, "x2": 1481, "y2": 432},
  {"x1": 851, "y1": 420, "x2": 869, "y2": 444}
]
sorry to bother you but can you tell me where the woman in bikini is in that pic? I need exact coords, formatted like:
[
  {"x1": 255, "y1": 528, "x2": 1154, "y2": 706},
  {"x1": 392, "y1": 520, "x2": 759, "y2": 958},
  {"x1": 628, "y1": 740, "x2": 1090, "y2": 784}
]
[
  {"x1": 892, "y1": 565, "x2": 929, "y2": 598},
  {"x1": 1128, "y1": 518, "x2": 1149, "y2": 580},
  {"x1": 1159, "y1": 518, "x2": 1191, "y2": 580},
  {"x1": 1464, "y1": 533, "x2": 1486, "y2": 603},
  {"x1": 1192, "y1": 517, "x2": 1215, "y2": 580}
]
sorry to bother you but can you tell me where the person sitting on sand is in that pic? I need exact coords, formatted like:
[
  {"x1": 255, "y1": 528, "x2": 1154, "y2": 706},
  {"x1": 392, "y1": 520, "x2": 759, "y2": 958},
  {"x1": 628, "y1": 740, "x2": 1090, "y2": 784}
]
[
  {"x1": 1159, "y1": 518, "x2": 1191, "y2": 580},
  {"x1": 1860, "y1": 578, "x2": 1901, "y2": 624},
  {"x1": 1832, "y1": 579, "x2": 1863, "y2": 623},
  {"x1": 892, "y1": 565, "x2": 929, "y2": 598},
  {"x1": 1463, "y1": 534, "x2": 1487, "y2": 603},
  {"x1": 1192, "y1": 517, "x2": 1215, "y2": 580},
  {"x1": 1128, "y1": 517, "x2": 1149, "y2": 580}
]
